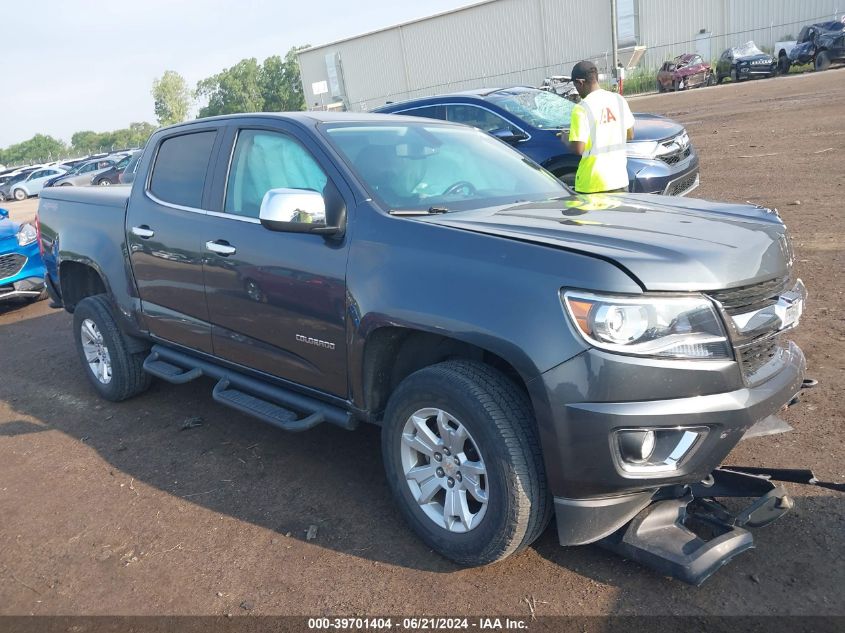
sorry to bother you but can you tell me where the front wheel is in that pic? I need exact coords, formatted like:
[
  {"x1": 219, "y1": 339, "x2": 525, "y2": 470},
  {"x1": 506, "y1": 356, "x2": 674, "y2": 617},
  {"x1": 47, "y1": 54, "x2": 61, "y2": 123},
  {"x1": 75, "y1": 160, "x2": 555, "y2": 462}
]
[
  {"x1": 97, "y1": 178, "x2": 111, "y2": 186},
  {"x1": 815, "y1": 51, "x2": 831, "y2": 72},
  {"x1": 779, "y1": 55, "x2": 791, "y2": 75},
  {"x1": 730, "y1": 69, "x2": 739, "y2": 82},
  {"x1": 381, "y1": 360, "x2": 551, "y2": 566},
  {"x1": 13, "y1": 188, "x2": 26, "y2": 201},
  {"x1": 73, "y1": 295, "x2": 151, "y2": 401}
]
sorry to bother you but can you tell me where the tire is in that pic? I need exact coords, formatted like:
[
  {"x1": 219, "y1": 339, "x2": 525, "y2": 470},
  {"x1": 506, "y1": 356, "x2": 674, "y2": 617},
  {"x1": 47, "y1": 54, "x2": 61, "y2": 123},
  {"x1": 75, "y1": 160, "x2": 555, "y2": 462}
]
[
  {"x1": 706, "y1": 73, "x2": 716, "y2": 87},
  {"x1": 672, "y1": 79, "x2": 681, "y2": 92},
  {"x1": 657, "y1": 80, "x2": 665, "y2": 93},
  {"x1": 779, "y1": 55, "x2": 791, "y2": 75},
  {"x1": 815, "y1": 51, "x2": 831, "y2": 72},
  {"x1": 29, "y1": 286, "x2": 48, "y2": 303},
  {"x1": 13, "y1": 188, "x2": 26, "y2": 201},
  {"x1": 716, "y1": 73, "x2": 724, "y2": 84},
  {"x1": 730, "y1": 69, "x2": 739, "y2": 83},
  {"x1": 381, "y1": 360, "x2": 551, "y2": 566},
  {"x1": 73, "y1": 294, "x2": 151, "y2": 402},
  {"x1": 59, "y1": 182, "x2": 72, "y2": 186},
  {"x1": 97, "y1": 178, "x2": 111, "y2": 186}
]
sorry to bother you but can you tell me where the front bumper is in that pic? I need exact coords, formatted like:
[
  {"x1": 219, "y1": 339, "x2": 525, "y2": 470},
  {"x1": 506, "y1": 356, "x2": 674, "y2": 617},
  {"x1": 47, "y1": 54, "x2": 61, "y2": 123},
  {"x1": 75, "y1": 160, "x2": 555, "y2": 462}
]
[
  {"x1": 628, "y1": 147, "x2": 699, "y2": 195},
  {"x1": 0, "y1": 238, "x2": 46, "y2": 301},
  {"x1": 529, "y1": 338, "x2": 805, "y2": 548}
]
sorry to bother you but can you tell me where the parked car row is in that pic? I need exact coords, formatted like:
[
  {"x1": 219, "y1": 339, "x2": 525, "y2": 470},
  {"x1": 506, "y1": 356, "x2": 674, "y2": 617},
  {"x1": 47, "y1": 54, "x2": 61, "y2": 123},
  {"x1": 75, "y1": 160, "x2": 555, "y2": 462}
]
[
  {"x1": 656, "y1": 17, "x2": 843, "y2": 93},
  {"x1": 0, "y1": 149, "x2": 141, "y2": 201}
]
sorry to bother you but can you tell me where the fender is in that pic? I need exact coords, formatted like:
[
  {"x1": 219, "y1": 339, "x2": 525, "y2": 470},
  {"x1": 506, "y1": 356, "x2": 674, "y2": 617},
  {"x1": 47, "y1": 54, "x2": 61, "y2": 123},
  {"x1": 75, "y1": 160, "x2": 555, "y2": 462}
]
[{"x1": 345, "y1": 202, "x2": 642, "y2": 408}]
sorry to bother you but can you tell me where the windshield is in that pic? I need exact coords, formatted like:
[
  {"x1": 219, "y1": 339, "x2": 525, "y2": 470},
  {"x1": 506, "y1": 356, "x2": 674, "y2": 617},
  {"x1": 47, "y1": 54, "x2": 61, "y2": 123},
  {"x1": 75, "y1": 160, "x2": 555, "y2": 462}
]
[
  {"x1": 487, "y1": 88, "x2": 576, "y2": 129},
  {"x1": 731, "y1": 41, "x2": 765, "y2": 58},
  {"x1": 322, "y1": 122, "x2": 567, "y2": 212}
]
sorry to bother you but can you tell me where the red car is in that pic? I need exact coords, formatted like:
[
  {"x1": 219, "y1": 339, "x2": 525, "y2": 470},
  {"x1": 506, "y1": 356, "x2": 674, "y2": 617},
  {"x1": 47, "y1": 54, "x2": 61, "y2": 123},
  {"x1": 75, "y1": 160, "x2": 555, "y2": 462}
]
[{"x1": 656, "y1": 54, "x2": 715, "y2": 92}]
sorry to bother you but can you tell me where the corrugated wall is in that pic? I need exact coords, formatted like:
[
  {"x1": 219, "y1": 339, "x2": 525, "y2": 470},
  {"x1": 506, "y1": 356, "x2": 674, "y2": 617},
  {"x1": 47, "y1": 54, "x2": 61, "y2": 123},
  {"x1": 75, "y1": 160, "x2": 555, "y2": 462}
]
[
  {"x1": 298, "y1": 0, "x2": 843, "y2": 110},
  {"x1": 636, "y1": 0, "x2": 842, "y2": 68},
  {"x1": 298, "y1": 0, "x2": 611, "y2": 111}
]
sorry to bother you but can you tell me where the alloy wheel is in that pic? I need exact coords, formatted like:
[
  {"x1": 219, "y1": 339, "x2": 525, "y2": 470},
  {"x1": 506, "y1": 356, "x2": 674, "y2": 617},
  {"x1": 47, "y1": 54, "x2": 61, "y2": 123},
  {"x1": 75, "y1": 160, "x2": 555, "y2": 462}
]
[
  {"x1": 80, "y1": 318, "x2": 112, "y2": 384},
  {"x1": 400, "y1": 407, "x2": 488, "y2": 533}
]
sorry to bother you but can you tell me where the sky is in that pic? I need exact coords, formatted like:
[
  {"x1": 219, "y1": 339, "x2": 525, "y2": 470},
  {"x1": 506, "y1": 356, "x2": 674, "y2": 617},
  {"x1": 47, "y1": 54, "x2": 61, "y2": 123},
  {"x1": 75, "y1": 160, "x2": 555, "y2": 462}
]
[{"x1": 0, "y1": 0, "x2": 480, "y2": 148}]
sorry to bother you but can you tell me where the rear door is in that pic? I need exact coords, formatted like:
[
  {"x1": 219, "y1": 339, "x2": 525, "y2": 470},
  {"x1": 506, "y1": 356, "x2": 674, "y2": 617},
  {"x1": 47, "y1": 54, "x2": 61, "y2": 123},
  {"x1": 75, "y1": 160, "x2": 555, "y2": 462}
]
[
  {"x1": 126, "y1": 126, "x2": 221, "y2": 353},
  {"x1": 199, "y1": 119, "x2": 351, "y2": 396}
]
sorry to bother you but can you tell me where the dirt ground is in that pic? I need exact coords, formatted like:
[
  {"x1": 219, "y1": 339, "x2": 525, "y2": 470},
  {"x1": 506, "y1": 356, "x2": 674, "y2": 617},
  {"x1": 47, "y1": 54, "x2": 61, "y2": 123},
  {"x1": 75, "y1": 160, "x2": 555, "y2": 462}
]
[{"x1": 1, "y1": 69, "x2": 843, "y2": 620}]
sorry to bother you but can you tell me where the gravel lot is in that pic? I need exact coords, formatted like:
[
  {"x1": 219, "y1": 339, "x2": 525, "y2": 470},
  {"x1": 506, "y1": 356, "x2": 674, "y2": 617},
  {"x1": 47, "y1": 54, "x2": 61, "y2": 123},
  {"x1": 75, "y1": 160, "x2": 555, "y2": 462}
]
[{"x1": 1, "y1": 69, "x2": 843, "y2": 619}]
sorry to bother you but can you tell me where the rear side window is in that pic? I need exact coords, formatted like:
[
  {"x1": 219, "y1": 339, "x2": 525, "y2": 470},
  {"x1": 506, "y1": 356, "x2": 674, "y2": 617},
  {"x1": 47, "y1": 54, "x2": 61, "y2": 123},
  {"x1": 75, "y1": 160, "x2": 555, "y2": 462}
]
[
  {"x1": 150, "y1": 131, "x2": 216, "y2": 208},
  {"x1": 397, "y1": 105, "x2": 446, "y2": 121}
]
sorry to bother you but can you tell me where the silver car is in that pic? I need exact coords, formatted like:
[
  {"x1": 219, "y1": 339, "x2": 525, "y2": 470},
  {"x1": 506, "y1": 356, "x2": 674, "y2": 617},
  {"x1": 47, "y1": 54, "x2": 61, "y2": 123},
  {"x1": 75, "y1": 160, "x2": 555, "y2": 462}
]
[
  {"x1": 50, "y1": 158, "x2": 117, "y2": 187},
  {"x1": 6, "y1": 167, "x2": 68, "y2": 200}
]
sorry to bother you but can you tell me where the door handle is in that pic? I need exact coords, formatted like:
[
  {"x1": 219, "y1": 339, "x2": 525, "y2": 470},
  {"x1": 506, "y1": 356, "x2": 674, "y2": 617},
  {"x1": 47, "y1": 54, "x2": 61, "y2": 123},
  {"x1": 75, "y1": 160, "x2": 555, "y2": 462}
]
[
  {"x1": 131, "y1": 225, "x2": 155, "y2": 239},
  {"x1": 205, "y1": 240, "x2": 237, "y2": 256}
]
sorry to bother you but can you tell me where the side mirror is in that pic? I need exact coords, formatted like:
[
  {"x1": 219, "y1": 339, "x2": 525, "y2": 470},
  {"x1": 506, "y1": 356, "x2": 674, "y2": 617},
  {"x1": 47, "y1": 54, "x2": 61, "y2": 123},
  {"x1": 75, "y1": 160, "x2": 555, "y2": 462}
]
[
  {"x1": 0, "y1": 208, "x2": 8, "y2": 219},
  {"x1": 489, "y1": 128, "x2": 529, "y2": 144},
  {"x1": 259, "y1": 188, "x2": 341, "y2": 236}
]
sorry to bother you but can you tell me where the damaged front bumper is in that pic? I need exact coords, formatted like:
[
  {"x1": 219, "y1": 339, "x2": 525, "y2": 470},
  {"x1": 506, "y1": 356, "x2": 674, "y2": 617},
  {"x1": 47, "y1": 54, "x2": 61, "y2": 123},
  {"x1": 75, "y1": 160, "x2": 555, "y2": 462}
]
[{"x1": 598, "y1": 466, "x2": 818, "y2": 585}]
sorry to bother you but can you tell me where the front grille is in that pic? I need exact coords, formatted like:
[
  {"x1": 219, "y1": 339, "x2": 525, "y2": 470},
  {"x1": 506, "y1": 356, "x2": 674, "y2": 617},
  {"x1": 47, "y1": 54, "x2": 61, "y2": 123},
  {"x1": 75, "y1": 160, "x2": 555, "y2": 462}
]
[
  {"x1": 738, "y1": 336, "x2": 783, "y2": 380},
  {"x1": 663, "y1": 171, "x2": 698, "y2": 196},
  {"x1": 658, "y1": 145, "x2": 692, "y2": 165},
  {"x1": 709, "y1": 276, "x2": 790, "y2": 315},
  {"x1": 0, "y1": 253, "x2": 26, "y2": 281}
]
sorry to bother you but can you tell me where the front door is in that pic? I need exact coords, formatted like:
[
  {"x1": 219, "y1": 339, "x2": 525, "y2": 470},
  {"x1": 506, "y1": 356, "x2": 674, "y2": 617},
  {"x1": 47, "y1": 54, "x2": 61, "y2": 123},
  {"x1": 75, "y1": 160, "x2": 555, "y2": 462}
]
[{"x1": 200, "y1": 125, "x2": 350, "y2": 397}]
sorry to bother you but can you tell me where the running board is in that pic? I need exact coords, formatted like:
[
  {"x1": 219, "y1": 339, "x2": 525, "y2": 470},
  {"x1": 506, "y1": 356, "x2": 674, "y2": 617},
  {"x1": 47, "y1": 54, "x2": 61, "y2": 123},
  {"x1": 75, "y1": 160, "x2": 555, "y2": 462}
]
[
  {"x1": 142, "y1": 345, "x2": 357, "y2": 431},
  {"x1": 212, "y1": 378, "x2": 324, "y2": 432}
]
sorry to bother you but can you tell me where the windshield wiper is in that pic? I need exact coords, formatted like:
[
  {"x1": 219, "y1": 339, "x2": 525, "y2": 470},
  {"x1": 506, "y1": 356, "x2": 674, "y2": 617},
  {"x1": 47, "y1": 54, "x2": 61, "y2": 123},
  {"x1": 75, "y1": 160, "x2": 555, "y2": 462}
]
[{"x1": 389, "y1": 206, "x2": 449, "y2": 216}]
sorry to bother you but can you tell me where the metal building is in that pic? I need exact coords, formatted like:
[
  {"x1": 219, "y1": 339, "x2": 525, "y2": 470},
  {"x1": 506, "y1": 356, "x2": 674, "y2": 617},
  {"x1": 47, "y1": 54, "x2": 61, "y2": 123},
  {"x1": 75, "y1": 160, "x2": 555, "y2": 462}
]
[{"x1": 298, "y1": 0, "x2": 842, "y2": 111}]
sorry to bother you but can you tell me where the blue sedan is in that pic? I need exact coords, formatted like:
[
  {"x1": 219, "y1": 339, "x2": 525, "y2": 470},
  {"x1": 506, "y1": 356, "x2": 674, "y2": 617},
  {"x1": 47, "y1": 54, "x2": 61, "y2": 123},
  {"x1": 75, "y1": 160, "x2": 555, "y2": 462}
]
[
  {"x1": 373, "y1": 87, "x2": 700, "y2": 196},
  {"x1": 0, "y1": 208, "x2": 46, "y2": 303}
]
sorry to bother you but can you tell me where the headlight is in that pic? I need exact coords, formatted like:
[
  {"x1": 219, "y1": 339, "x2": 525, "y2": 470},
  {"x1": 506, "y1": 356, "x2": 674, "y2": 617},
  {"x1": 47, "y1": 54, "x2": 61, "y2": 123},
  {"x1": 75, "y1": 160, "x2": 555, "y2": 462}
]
[
  {"x1": 16, "y1": 222, "x2": 37, "y2": 246},
  {"x1": 562, "y1": 290, "x2": 732, "y2": 359},
  {"x1": 626, "y1": 140, "x2": 658, "y2": 159}
]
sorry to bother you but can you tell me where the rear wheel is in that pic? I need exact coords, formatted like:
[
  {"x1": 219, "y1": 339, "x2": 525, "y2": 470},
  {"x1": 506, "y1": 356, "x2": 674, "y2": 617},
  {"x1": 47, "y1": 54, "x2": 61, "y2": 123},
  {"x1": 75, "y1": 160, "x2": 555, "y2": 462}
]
[
  {"x1": 778, "y1": 54, "x2": 791, "y2": 75},
  {"x1": 13, "y1": 188, "x2": 26, "y2": 201},
  {"x1": 815, "y1": 51, "x2": 831, "y2": 72},
  {"x1": 97, "y1": 178, "x2": 111, "y2": 186},
  {"x1": 73, "y1": 295, "x2": 151, "y2": 401},
  {"x1": 381, "y1": 360, "x2": 551, "y2": 566}
]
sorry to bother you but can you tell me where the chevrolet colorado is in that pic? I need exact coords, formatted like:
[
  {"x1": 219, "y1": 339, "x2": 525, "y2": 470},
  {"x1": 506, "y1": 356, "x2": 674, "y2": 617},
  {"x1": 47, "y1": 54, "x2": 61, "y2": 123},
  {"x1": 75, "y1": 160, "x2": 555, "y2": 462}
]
[{"x1": 38, "y1": 112, "x2": 812, "y2": 584}]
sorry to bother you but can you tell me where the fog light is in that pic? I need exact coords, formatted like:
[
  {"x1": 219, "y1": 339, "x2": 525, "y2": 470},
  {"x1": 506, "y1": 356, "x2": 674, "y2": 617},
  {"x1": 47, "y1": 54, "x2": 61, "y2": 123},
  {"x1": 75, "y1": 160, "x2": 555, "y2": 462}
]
[
  {"x1": 618, "y1": 430, "x2": 655, "y2": 463},
  {"x1": 614, "y1": 427, "x2": 708, "y2": 475}
]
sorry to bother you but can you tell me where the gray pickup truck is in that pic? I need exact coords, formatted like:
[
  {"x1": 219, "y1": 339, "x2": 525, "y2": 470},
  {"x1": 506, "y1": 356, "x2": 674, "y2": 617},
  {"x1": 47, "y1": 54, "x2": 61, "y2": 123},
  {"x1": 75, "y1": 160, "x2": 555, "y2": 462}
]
[{"x1": 38, "y1": 112, "x2": 812, "y2": 584}]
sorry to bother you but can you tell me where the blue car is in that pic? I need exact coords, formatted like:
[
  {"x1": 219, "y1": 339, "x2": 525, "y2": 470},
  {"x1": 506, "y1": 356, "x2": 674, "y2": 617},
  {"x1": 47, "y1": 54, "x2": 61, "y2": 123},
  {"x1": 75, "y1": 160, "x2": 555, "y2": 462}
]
[
  {"x1": 373, "y1": 87, "x2": 700, "y2": 196},
  {"x1": 0, "y1": 208, "x2": 46, "y2": 303}
]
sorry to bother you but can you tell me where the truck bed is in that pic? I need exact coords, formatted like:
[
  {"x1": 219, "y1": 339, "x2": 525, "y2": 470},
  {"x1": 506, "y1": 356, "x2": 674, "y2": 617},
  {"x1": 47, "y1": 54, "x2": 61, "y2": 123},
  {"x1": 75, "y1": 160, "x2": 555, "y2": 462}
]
[{"x1": 39, "y1": 185, "x2": 131, "y2": 210}]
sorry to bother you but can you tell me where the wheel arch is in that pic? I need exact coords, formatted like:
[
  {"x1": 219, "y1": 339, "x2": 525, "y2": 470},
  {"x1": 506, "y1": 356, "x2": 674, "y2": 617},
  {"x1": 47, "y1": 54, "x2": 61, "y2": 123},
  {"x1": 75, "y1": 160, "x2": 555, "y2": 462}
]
[
  {"x1": 58, "y1": 260, "x2": 109, "y2": 312},
  {"x1": 360, "y1": 325, "x2": 535, "y2": 423}
]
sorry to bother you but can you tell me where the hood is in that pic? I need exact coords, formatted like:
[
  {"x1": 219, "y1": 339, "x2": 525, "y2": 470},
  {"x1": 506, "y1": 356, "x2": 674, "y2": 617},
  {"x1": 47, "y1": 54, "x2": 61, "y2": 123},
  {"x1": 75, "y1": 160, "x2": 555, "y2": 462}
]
[
  {"x1": 419, "y1": 194, "x2": 790, "y2": 291},
  {"x1": 0, "y1": 216, "x2": 19, "y2": 241},
  {"x1": 736, "y1": 53, "x2": 773, "y2": 63},
  {"x1": 675, "y1": 64, "x2": 709, "y2": 77},
  {"x1": 629, "y1": 113, "x2": 684, "y2": 141}
]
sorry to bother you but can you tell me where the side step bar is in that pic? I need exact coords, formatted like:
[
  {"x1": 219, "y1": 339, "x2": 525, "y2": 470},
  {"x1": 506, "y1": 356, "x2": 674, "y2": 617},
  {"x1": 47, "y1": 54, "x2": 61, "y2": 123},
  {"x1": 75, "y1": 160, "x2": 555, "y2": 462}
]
[{"x1": 142, "y1": 344, "x2": 357, "y2": 432}]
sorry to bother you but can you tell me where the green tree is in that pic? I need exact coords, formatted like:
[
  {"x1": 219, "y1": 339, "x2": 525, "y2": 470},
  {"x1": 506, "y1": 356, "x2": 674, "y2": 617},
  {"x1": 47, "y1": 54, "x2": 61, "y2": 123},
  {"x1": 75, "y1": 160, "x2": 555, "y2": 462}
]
[
  {"x1": 196, "y1": 46, "x2": 308, "y2": 118},
  {"x1": 152, "y1": 70, "x2": 192, "y2": 126},
  {"x1": 0, "y1": 134, "x2": 68, "y2": 165}
]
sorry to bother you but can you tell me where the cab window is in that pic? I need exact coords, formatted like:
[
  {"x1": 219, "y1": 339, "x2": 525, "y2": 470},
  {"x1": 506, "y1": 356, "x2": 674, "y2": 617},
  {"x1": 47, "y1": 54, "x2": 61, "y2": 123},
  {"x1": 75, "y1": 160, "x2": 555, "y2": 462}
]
[
  {"x1": 149, "y1": 130, "x2": 217, "y2": 208},
  {"x1": 224, "y1": 130, "x2": 327, "y2": 219}
]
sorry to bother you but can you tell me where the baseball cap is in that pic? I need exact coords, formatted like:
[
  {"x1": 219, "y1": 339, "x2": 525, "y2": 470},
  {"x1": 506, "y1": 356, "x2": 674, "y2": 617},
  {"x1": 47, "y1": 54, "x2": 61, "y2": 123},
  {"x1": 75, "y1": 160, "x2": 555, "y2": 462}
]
[{"x1": 571, "y1": 60, "x2": 598, "y2": 81}]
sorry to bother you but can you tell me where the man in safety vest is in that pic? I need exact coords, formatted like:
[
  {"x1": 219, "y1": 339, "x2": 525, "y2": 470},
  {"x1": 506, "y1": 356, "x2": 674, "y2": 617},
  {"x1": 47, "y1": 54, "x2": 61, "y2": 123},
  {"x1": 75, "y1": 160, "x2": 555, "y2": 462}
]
[{"x1": 567, "y1": 60, "x2": 635, "y2": 194}]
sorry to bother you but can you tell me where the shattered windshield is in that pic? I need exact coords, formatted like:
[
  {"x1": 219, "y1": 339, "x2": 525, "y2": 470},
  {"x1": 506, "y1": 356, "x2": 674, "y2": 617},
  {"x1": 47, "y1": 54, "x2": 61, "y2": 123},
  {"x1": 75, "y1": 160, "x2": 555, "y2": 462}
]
[
  {"x1": 487, "y1": 88, "x2": 576, "y2": 130},
  {"x1": 731, "y1": 41, "x2": 765, "y2": 58}
]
